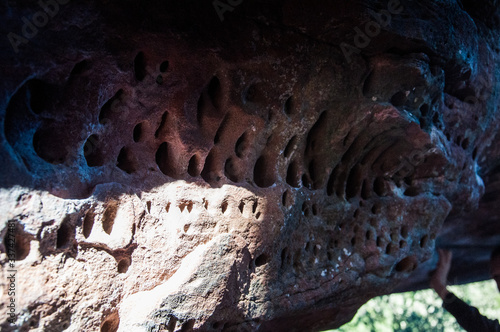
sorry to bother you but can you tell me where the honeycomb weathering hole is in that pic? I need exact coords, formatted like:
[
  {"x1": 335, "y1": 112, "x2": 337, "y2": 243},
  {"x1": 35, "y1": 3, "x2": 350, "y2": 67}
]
[
  {"x1": 181, "y1": 319, "x2": 195, "y2": 331},
  {"x1": 33, "y1": 127, "x2": 67, "y2": 164},
  {"x1": 27, "y1": 79, "x2": 52, "y2": 114},
  {"x1": 82, "y1": 211, "x2": 94, "y2": 238},
  {"x1": 284, "y1": 96, "x2": 293, "y2": 115},
  {"x1": 221, "y1": 201, "x2": 228, "y2": 214},
  {"x1": 404, "y1": 187, "x2": 419, "y2": 197},
  {"x1": 373, "y1": 177, "x2": 388, "y2": 196},
  {"x1": 100, "y1": 312, "x2": 119, "y2": 332},
  {"x1": 225, "y1": 157, "x2": 241, "y2": 182},
  {"x1": 207, "y1": 76, "x2": 222, "y2": 108},
  {"x1": 56, "y1": 217, "x2": 73, "y2": 249},
  {"x1": 156, "y1": 142, "x2": 177, "y2": 178},
  {"x1": 117, "y1": 147, "x2": 136, "y2": 174},
  {"x1": 244, "y1": 84, "x2": 259, "y2": 103},
  {"x1": 312, "y1": 204, "x2": 319, "y2": 216},
  {"x1": 4, "y1": 223, "x2": 31, "y2": 260},
  {"x1": 390, "y1": 91, "x2": 407, "y2": 106},
  {"x1": 102, "y1": 201, "x2": 118, "y2": 235},
  {"x1": 252, "y1": 200, "x2": 258, "y2": 213},
  {"x1": 401, "y1": 226, "x2": 409, "y2": 238},
  {"x1": 188, "y1": 154, "x2": 201, "y2": 177},
  {"x1": 117, "y1": 258, "x2": 130, "y2": 273},
  {"x1": 254, "y1": 155, "x2": 276, "y2": 188},
  {"x1": 255, "y1": 253, "x2": 269, "y2": 267},
  {"x1": 420, "y1": 234, "x2": 429, "y2": 248},
  {"x1": 3, "y1": 5, "x2": 498, "y2": 330},
  {"x1": 201, "y1": 150, "x2": 220, "y2": 184},
  {"x1": 302, "y1": 173, "x2": 312, "y2": 188},
  {"x1": 282, "y1": 190, "x2": 292, "y2": 207},
  {"x1": 160, "y1": 60, "x2": 169, "y2": 73},
  {"x1": 395, "y1": 256, "x2": 417, "y2": 272},
  {"x1": 133, "y1": 123, "x2": 143, "y2": 142}
]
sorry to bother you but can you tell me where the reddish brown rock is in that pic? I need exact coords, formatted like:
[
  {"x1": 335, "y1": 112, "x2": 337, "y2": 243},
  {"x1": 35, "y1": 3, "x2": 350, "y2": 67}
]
[{"x1": 0, "y1": 1, "x2": 499, "y2": 331}]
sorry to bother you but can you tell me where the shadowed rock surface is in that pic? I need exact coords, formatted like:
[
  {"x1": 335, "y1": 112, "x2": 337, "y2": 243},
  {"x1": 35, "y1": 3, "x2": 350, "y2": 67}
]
[{"x1": 0, "y1": 0, "x2": 499, "y2": 331}]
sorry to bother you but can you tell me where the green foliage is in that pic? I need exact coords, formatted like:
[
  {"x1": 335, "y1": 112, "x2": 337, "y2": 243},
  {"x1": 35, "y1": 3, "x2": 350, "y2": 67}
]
[{"x1": 324, "y1": 280, "x2": 500, "y2": 332}]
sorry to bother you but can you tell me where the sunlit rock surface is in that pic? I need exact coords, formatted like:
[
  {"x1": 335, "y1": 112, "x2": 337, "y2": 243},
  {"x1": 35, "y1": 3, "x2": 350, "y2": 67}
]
[{"x1": 0, "y1": 0, "x2": 499, "y2": 331}]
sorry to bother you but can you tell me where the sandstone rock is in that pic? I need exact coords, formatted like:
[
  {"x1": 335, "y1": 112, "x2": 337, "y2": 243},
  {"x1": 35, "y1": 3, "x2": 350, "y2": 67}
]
[{"x1": 0, "y1": 1, "x2": 499, "y2": 331}]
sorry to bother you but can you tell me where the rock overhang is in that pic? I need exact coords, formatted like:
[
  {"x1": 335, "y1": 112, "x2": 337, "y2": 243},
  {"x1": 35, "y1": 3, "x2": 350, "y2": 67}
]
[{"x1": 0, "y1": 0, "x2": 500, "y2": 331}]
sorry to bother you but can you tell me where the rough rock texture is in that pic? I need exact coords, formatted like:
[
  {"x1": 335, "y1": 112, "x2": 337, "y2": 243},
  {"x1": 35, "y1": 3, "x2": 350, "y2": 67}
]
[{"x1": 1, "y1": 0, "x2": 500, "y2": 331}]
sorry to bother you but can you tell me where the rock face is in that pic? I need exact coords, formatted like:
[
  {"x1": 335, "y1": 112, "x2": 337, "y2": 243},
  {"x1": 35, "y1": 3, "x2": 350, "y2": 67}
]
[{"x1": 1, "y1": 0, "x2": 499, "y2": 331}]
